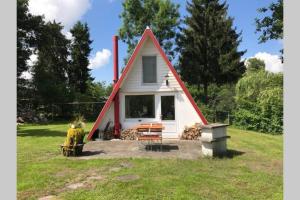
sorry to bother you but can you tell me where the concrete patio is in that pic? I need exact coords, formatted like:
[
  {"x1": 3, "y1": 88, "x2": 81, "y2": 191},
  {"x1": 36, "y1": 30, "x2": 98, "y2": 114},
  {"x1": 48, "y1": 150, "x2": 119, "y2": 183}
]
[{"x1": 78, "y1": 140, "x2": 203, "y2": 160}]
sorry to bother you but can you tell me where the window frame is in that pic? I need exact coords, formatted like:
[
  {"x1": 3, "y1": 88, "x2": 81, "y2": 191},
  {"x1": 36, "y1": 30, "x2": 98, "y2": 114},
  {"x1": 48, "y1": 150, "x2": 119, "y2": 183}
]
[
  {"x1": 160, "y1": 95, "x2": 176, "y2": 121},
  {"x1": 124, "y1": 94, "x2": 156, "y2": 119},
  {"x1": 142, "y1": 55, "x2": 157, "y2": 84}
]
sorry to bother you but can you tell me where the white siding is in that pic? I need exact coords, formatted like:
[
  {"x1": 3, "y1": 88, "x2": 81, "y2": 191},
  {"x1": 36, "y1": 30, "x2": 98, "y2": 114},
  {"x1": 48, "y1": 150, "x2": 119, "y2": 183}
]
[
  {"x1": 119, "y1": 91, "x2": 203, "y2": 139},
  {"x1": 95, "y1": 36, "x2": 205, "y2": 139},
  {"x1": 120, "y1": 38, "x2": 181, "y2": 93},
  {"x1": 175, "y1": 91, "x2": 202, "y2": 137}
]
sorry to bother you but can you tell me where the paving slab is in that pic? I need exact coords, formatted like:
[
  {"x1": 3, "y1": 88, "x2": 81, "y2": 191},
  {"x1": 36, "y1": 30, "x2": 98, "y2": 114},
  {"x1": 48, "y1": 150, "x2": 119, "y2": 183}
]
[{"x1": 77, "y1": 140, "x2": 202, "y2": 160}]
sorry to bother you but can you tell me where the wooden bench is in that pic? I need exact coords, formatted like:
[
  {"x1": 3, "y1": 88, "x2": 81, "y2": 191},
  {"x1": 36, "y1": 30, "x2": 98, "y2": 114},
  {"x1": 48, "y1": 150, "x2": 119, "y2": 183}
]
[{"x1": 136, "y1": 123, "x2": 164, "y2": 151}]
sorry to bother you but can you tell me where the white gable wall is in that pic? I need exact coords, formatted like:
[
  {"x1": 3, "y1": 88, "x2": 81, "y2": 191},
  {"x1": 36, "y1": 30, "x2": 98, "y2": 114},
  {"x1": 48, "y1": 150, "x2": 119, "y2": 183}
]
[
  {"x1": 120, "y1": 38, "x2": 181, "y2": 92},
  {"x1": 95, "y1": 36, "x2": 205, "y2": 139}
]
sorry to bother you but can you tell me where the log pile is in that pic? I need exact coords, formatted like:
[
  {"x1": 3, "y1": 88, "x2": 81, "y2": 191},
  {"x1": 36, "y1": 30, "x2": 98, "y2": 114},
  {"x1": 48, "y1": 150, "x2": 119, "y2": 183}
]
[
  {"x1": 181, "y1": 123, "x2": 202, "y2": 140},
  {"x1": 121, "y1": 128, "x2": 139, "y2": 140}
]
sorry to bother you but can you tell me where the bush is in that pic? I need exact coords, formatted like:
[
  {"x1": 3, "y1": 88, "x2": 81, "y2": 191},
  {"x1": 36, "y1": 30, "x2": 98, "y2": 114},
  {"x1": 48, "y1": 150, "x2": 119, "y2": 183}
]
[
  {"x1": 234, "y1": 70, "x2": 283, "y2": 134},
  {"x1": 194, "y1": 84, "x2": 236, "y2": 124}
]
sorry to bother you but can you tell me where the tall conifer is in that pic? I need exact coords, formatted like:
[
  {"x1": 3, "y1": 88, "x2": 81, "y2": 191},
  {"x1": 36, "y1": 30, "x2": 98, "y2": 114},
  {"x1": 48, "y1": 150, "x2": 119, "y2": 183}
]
[
  {"x1": 69, "y1": 22, "x2": 93, "y2": 94},
  {"x1": 177, "y1": 0, "x2": 246, "y2": 103}
]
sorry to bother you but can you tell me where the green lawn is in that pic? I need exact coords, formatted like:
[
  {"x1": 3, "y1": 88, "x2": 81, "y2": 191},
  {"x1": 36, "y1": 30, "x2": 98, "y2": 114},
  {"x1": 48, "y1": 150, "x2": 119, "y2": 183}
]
[{"x1": 17, "y1": 123, "x2": 283, "y2": 200}]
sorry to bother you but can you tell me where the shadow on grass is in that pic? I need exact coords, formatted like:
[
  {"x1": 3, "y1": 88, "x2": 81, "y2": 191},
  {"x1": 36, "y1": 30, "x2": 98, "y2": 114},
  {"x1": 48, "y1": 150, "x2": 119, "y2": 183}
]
[
  {"x1": 215, "y1": 149, "x2": 245, "y2": 159},
  {"x1": 143, "y1": 144, "x2": 179, "y2": 152},
  {"x1": 17, "y1": 128, "x2": 66, "y2": 137}
]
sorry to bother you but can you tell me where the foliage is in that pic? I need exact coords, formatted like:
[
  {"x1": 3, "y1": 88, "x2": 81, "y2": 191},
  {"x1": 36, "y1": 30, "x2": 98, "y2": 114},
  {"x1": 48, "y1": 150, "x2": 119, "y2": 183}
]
[
  {"x1": 70, "y1": 115, "x2": 86, "y2": 129},
  {"x1": 71, "y1": 81, "x2": 112, "y2": 102},
  {"x1": 234, "y1": 69, "x2": 283, "y2": 134},
  {"x1": 32, "y1": 21, "x2": 71, "y2": 104},
  {"x1": 17, "y1": 0, "x2": 44, "y2": 77},
  {"x1": 257, "y1": 87, "x2": 283, "y2": 133},
  {"x1": 17, "y1": 0, "x2": 44, "y2": 109},
  {"x1": 245, "y1": 57, "x2": 265, "y2": 73},
  {"x1": 188, "y1": 83, "x2": 236, "y2": 123},
  {"x1": 63, "y1": 128, "x2": 85, "y2": 147},
  {"x1": 177, "y1": 0, "x2": 246, "y2": 103},
  {"x1": 68, "y1": 21, "x2": 93, "y2": 94},
  {"x1": 206, "y1": 84, "x2": 236, "y2": 113},
  {"x1": 255, "y1": 0, "x2": 283, "y2": 43},
  {"x1": 255, "y1": 0, "x2": 283, "y2": 60},
  {"x1": 119, "y1": 0, "x2": 180, "y2": 63},
  {"x1": 235, "y1": 70, "x2": 283, "y2": 102}
]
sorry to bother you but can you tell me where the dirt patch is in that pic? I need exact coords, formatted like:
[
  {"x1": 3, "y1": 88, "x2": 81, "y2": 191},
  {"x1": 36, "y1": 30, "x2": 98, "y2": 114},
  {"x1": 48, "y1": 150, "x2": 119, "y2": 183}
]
[
  {"x1": 116, "y1": 174, "x2": 140, "y2": 182},
  {"x1": 247, "y1": 159, "x2": 283, "y2": 175},
  {"x1": 66, "y1": 182, "x2": 85, "y2": 190},
  {"x1": 109, "y1": 167, "x2": 121, "y2": 172},
  {"x1": 120, "y1": 162, "x2": 134, "y2": 168},
  {"x1": 87, "y1": 175, "x2": 105, "y2": 181},
  {"x1": 38, "y1": 195, "x2": 60, "y2": 200}
]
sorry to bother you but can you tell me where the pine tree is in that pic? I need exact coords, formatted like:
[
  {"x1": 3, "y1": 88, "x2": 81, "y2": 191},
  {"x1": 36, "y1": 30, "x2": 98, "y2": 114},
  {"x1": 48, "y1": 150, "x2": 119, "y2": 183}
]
[
  {"x1": 177, "y1": 0, "x2": 246, "y2": 103},
  {"x1": 33, "y1": 21, "x2": 70, "y2": 104},
  {"x1": 119, "y1": 0, "x2": 180, "y2": 63},
  {"x1": 69, "y1": 22, "x2": 93, "y2": 94},
  {"x1": 17, "y1": 0, "x2": 43, "y2": 77}
]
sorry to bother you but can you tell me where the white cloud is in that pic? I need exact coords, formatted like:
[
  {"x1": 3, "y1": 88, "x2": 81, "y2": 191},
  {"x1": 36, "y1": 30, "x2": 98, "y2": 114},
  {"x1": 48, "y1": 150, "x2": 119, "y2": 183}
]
[
  {"x1": 20, "y1": 71, "x2": 33, "y2": 80},
  {"x1": 26, "y1": 54, "x2": 38, "y2": 66},
  {"x1": 63, "y1": 31, "x2": 74, "y2": 40},
  {"x1": 248, "y1": 52, "x2": 283, "y2": 73},
  {"x1": 28, "y1": 0, "x2": 91, "y2": 29},
  {"x1": 88, "y1": 49, "x2": 112, "y2": 69},
  {"x1": 21, "y1": 54, "x2": 37, "y2": 80}
]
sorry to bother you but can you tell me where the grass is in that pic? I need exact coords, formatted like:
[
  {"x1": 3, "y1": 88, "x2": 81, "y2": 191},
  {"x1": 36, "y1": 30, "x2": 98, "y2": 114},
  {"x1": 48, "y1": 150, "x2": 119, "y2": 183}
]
[{"x1": 17, "y1": 122, "x2": 283, "y2": 200}]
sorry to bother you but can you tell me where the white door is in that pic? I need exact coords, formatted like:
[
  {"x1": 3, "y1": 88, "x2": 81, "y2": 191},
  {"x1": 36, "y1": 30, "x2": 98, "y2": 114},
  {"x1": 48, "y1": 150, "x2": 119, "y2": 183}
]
[{"x1": 159, "y1": 95, "x2": 177, "y2": 139}]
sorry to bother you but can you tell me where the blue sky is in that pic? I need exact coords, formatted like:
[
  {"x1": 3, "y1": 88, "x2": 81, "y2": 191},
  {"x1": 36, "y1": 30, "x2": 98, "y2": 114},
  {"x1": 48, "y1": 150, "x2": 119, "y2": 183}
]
[{"x1": 27, "y1": 0, "x2": 283, "y2": 83}]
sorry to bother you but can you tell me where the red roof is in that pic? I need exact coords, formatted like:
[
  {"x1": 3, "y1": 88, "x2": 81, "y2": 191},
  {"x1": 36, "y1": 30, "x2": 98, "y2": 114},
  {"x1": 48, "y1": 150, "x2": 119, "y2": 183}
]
[{"x1": 87, "y1": 28, "x2": 208, "y2": 140}]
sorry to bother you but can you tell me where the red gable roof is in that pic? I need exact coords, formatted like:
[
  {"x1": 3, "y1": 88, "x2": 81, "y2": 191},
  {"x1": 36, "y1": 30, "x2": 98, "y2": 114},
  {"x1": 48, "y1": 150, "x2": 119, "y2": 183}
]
[{"x1": 87, "y1": 28, "x2": 208, "y2": 140}]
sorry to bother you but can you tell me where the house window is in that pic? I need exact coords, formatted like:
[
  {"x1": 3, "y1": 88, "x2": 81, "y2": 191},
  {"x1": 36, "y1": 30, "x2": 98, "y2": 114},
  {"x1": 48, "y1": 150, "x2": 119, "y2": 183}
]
[
  {"x1": 161, "y1": 96, "x2": 175, "y2": 120},
  {"x1": 125, "y1": 95, "x2": 155, "y2": 118},
  {"x1": 142, "y1": 56, "x2": 157, "y2": 83}
]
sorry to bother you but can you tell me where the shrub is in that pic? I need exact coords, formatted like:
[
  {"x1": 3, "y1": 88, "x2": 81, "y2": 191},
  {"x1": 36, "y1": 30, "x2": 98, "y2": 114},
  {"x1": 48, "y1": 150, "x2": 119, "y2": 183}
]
[{"x1": 234, "y1": 70, "x2": 283, "y2": 134}]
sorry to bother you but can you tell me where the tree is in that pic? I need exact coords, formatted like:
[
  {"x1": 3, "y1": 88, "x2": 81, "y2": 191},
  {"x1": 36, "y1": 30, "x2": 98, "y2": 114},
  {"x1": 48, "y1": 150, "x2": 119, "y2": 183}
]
[
  {"x1": 177, "y1": 0, "x2": 246, "y2": 103},
  {"x1": 255, "y1": 0, "x2": 283, "y2": 43},
  {"x1": 245, "y1": 58, "x2": 265, "y2": 73},
  {"x1": 234, "y1": 69, "x2": 283, "y2": 133},
  {"x1": 255, "y1": 0, "x2": 283, "y2": 61},
  {"x1": 17, "y1": 0, "x2": 44, "y2": 77},
  {"x1": 32, "y1": 21, "x2": 70, "y2": 104},
  {"x1": 69, "y1": 22, "x2": 93, "y2": 94},
  {"x1": 74, "y1": 81, "x2": 113, "y2": 102},
  {"x1": 119, "y1": 0, "x2": 180, "y2": 63},
  {"x1": 17, "y1": 0, "x2": 45, "y2": 116}
]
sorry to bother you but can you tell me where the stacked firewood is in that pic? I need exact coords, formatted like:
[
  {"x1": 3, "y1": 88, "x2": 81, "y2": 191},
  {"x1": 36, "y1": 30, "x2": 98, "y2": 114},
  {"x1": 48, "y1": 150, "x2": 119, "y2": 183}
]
[
  {"x1": 121, "y1": 128, "x2": 139, "y2": 140},
  {"x1": 181, "y1": 123, "x2": 202, "y2": 140}
]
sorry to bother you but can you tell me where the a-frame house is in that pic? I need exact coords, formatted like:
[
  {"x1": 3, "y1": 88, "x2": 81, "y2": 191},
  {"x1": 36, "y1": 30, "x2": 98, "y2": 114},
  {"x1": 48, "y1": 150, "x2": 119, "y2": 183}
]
[{"x1": 87, "y1": 27, "x2": 208, "y2": 140}]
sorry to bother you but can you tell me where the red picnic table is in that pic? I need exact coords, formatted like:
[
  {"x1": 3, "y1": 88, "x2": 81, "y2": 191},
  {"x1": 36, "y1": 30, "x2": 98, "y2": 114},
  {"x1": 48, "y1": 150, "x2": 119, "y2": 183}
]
[{"x1": 136, "y1": 123, "x2": 164, "y2": 151}]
